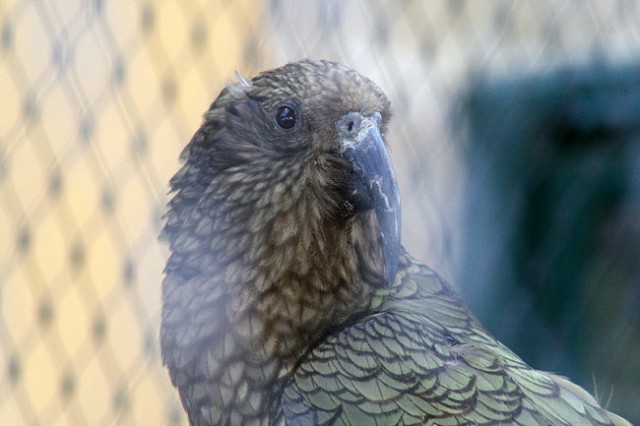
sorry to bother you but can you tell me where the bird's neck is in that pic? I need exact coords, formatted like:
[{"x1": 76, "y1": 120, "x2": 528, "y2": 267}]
[
  {"x1": 232, "y1": 190, "x2": 384, "y2": 363},
  {"x1": 217, "y1": 163, "x2": 386, "y2": 363}
]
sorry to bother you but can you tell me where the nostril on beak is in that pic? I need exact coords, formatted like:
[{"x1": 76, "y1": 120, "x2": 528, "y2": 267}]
[{"x1": 338, "y1": 112, "x2": 363, "y2": 138}]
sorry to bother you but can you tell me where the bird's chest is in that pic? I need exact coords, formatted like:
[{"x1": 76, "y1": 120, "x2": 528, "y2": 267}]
[{"x1": 197, "y1": 272, "x2": 370, "y2": 421}]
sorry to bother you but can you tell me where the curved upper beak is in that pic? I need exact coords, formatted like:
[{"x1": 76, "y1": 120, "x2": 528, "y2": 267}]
[{"x1": 341, "y1": 115, "x2": 401, "y2": 285}]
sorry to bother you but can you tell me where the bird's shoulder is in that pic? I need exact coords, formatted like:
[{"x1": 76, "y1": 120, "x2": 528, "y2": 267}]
[{"x1": 279, "y1": 251, "x2": 628, "y2": 425}]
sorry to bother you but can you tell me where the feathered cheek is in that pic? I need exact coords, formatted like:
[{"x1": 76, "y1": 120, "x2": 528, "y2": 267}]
[{"x1": 308, "y1": 155, "x2": 352, "y2": 212}]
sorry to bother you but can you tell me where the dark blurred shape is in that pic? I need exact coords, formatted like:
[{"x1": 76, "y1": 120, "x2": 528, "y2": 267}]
[{"x1": 460, "y1": 61, "x2": 640, "y2": 423}]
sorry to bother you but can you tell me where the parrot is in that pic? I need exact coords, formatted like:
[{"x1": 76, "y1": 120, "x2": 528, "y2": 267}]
[{"x1": 160, "y1": 59, "x2": 631, "y2": 425}]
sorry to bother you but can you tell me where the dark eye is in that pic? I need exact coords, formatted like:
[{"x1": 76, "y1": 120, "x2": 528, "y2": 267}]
[{"x1": 275, "y1": 105, "x2": 296, "y2": 130}]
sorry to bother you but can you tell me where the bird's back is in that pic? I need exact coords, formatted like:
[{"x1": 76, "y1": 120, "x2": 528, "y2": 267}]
[{"x1": 280, "y1": 250, "x2": 631, "y2": 426}]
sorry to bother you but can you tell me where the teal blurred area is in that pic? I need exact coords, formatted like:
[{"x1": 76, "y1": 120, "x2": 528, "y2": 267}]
[{"x1": 460, "y1": 62, "x2": 640, "y2": 420}]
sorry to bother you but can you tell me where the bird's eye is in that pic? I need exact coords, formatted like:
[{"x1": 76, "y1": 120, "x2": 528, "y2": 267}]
[{"x1": 275, "y1": 105, "x2": 297, "y2": 130}]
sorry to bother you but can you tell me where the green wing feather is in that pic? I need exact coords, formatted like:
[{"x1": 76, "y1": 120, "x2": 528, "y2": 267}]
[{"x1": 280, "y1": 251, "x2": 631, "y2": 426}]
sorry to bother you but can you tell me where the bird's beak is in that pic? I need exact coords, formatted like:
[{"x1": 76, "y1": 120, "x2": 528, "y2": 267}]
[{"x1": 342, "y1": 116, "x2": 401, "y2": 285}]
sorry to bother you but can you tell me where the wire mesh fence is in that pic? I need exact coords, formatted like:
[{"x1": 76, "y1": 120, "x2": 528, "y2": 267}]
[{"x1": 1, "y1": 1, "x2": 639, "y2": 425}]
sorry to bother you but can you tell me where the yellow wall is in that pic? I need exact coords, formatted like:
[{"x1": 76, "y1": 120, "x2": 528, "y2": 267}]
[{"x1": 0, "y1": 1, "x2": 263, "y2": 424}]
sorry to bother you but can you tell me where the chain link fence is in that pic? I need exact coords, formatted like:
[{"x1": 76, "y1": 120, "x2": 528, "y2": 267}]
[{"x1": 1, "y1": 1, "x2": 639, "y2": 424}]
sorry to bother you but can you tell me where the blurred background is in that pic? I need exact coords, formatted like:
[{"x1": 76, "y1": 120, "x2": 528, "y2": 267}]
[{"x1": 1, "y1": 1, "x2": 639, "y2": 424}]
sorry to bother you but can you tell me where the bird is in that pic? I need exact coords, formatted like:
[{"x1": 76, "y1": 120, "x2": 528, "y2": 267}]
[{"x1": 160, "y1": 59, "x2": 631, "y2": 426}]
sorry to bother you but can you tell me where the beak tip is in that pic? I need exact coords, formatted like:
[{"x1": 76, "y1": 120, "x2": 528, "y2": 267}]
[{"x1": 380, "y1": 206, "x2": 400, "y2": 285}]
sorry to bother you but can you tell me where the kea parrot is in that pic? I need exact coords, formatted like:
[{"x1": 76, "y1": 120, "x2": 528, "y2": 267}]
[{"x1": 161, "y1": 60, "x2": 631, "y2": 425}]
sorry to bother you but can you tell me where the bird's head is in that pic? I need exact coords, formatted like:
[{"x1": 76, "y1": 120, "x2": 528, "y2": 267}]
[{"x1": 167, "y1": 59, "x2": 401, "y2": 285}]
